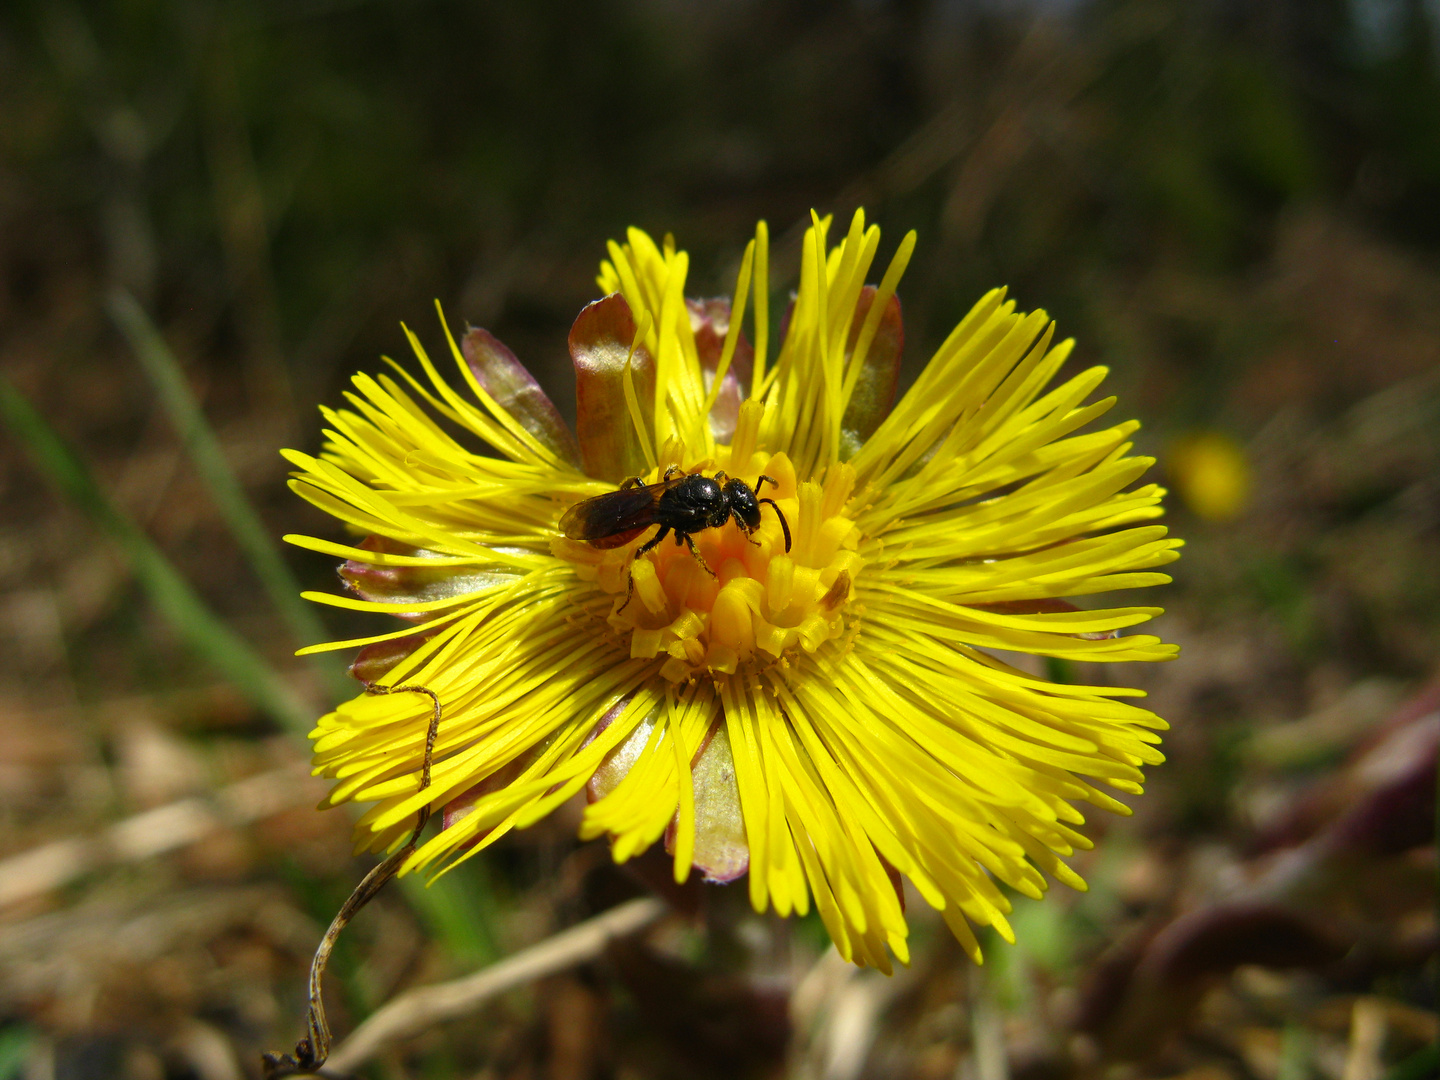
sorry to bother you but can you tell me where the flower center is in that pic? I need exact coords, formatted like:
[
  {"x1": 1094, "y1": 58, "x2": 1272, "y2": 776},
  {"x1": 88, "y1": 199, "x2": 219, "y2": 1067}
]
[{"x1": 555, "y1": 452, "x2": 863, "y2": 681}]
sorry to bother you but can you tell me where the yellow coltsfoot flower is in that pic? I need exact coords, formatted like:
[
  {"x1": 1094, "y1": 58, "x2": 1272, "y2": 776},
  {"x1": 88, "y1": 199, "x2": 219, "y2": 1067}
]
[{"x1": 285, "y1": 211, "x2": 1181, "y2": 971}]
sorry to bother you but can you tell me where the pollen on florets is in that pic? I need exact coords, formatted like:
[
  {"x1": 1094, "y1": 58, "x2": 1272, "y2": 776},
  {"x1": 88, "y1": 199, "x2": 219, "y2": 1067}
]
[{"x1": 552, "y1": 417, "x2": 864, "y2": 682}]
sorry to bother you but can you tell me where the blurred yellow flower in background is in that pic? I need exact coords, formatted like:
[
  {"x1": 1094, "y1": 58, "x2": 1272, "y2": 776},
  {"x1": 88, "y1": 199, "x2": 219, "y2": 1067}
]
[
  {"x1": 1169, "y1": 430, "x2": 1253, "y2": 522},
  {"x1": 284, "y1": 211, "x2": 1181, "y2": 971}
]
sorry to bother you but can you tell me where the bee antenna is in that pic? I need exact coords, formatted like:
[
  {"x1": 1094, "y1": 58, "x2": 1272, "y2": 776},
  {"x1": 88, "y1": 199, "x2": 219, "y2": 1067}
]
[{"x1": 758, "y1": 498, "x2": 792, "y2": 552}]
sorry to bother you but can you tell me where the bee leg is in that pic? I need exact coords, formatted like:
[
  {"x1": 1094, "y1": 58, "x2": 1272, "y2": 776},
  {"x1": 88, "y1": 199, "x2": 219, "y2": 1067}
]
[
  {"x1": 618, "y1": 573, "x2": 637, "y2": 614},
  {"x1": 681, "y1": 532, "x2": 717, "y2": 578},
  {"x1": 662, "y1": 463, "x2": 684, "y2": 481},
  {"x1": 754, "y1": 474, "x2": 778, "y2": 496},
  {"x1": 635, "y1": 526, "x2": 670, "y2": 560},
  {"x1": 619, "y1": 526, "x2": 669, "y2": 614},
  {"x1": 733, "y1": 510, "x2": 763, "y2": 546},
  {"x1": 620, "y1": 476, "x2": 646, "y2": 490}
]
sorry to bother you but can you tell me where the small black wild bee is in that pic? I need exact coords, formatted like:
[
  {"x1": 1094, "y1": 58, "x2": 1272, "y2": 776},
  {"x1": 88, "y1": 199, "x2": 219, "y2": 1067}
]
[{"x1": 560, "y1": 465, "x2": 793, "y2": 611}]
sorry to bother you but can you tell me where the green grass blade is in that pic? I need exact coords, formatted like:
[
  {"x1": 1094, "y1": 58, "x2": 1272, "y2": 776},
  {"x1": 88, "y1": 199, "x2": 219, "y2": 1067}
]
[
  {"x1": 398, "y1": 861, "x2": 500, "y2": 967},
  {"x1": 1384, "y1": 1044, "x2": 1439, "y2": 1080},
  {"x1": 0, "y1": 375, "x2": 314, "y2": 736},
  {"x1": 0, "y1": 1026, "x2": 32, "y2": 1080},
  {"x1": 107, "y1": 288, "x2": 350, "y2": 702}
]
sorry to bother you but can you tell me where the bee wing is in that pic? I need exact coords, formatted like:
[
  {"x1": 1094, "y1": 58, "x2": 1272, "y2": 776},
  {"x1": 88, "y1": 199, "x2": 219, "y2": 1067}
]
[{"x1": 559, "y1": 479, "x2": 676, "y2": 542}]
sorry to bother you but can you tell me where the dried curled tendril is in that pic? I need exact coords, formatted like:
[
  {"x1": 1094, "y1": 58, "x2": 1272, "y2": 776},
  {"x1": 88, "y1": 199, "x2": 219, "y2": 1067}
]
[{"x1": 262, "y1": 682, "x2": 443, "y2": 1079}]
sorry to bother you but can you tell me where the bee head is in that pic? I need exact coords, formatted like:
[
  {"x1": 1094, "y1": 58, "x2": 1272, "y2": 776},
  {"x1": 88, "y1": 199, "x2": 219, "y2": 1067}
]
[{"x1": 723, "y1": 477, "x2": 762, "y2": 532}]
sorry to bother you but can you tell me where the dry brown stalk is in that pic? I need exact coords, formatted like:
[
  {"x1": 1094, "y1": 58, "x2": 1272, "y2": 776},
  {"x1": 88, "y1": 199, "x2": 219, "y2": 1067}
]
[
  {"x1": 0, "y1": 764, "x2": 323, "y2": 909},
  {"x1": 324, "y1": 896, "x2": 667, "y2": 1074}
]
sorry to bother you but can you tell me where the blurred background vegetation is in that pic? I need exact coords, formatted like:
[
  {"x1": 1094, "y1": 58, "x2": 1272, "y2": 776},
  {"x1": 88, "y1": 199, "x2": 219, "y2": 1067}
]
[{"x1": 0, "y1": 1, "x2": 1436, "y2": 1078}]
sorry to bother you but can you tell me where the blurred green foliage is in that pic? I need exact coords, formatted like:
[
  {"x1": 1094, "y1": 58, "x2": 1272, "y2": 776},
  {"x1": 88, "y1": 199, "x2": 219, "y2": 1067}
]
[
  {"x1": 0, "y1": 1027, "x2": 32, "y2": 1080},
  {"x1": 4, "y1": 0, "x2": 1438, "y2": 417}
]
